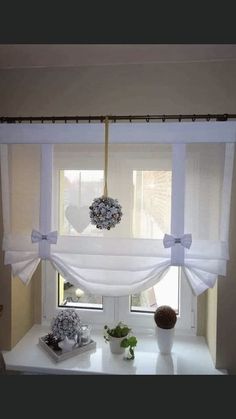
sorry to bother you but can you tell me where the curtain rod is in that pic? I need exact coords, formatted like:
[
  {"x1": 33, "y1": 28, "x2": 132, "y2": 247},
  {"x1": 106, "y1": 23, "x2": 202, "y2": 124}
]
[{"x1": 0, "y1": 113, "x2": 236, "y2": 124}]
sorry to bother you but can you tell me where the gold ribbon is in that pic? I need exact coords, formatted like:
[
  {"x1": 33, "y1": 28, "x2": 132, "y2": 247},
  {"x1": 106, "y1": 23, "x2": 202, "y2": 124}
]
[{"x1": 103, "y1": 116, "x2": 109, "y2": 197}]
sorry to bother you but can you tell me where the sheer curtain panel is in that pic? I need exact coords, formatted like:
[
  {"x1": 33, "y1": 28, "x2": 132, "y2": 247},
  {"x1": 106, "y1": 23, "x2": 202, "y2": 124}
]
[{"x1": 0, "y1": 122, "x2": 235, "y2": 296}]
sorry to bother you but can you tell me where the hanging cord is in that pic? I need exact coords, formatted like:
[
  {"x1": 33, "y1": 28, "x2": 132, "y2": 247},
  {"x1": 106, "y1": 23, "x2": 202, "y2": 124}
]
[{"x1": 103, "y1": 116, "x2": 109, "y2": 197}]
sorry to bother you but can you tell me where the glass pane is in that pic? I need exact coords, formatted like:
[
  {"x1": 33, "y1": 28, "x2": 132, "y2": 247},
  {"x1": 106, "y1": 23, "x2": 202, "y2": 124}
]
[
  {"x1": 59, "y1": 169, "x2": 104, "y2": 236},
  {"x1": 9, "y1": 144, "x2": 41, "y2": 234},
  {"x1": 54, "y1": 143, "x2": 172, "y2": 239},
  {"x1": 133, "y1": 170, "x2": 172, "y2": 239},
  {"x1": 131, "y1": 267, "x2": 179, "y2": 313},
  {"x1": 58, "y1": 275, "x2": 103, "y2": 310},
  {"x1": 185, "y1": 143, "x2": 225, "y2": 241}
]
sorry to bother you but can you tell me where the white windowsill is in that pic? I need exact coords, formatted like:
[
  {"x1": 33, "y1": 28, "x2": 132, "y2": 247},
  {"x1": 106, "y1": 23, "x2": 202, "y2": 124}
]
[{"x1": 2, "y1": 324, "x2": 227, "y2": 375}]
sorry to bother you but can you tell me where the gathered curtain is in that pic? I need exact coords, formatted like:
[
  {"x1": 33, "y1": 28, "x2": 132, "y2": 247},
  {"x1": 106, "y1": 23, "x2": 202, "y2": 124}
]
[{"x1": 0, "y1": 123, "x2": 234, "y2": 296}]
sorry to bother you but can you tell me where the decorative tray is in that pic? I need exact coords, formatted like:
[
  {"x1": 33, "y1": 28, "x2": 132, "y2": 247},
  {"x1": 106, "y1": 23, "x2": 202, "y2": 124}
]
[{"x1": 38, "y1": 336, "x2": 96, "y2": 363}]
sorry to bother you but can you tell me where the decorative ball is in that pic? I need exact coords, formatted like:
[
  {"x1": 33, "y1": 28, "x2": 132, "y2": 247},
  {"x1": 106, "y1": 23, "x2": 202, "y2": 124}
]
[
  {"x1": 154, "y1": 305, "x2": 177, "y2": 329},
  {"x1": 89, "y1": 196, "x2": 123, "y2": 230},
  {"x1": 51, "y1": 309, "x2": 81, "y2": 340},
  {"x1": 75, "y1": 288, "x2": 85, "y2": 298}
]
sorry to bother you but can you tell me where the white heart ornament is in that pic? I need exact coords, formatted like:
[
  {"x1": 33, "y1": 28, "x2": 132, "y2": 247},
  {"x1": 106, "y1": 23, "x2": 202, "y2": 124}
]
[{"x1": 65, "y1": 205, "x2": 90, "y2": 233}]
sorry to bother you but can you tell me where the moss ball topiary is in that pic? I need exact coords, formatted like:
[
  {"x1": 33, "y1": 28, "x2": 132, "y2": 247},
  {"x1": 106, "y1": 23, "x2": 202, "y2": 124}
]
[{"x1": 154, "y1": 305, "x2": 177, "y2": 329}]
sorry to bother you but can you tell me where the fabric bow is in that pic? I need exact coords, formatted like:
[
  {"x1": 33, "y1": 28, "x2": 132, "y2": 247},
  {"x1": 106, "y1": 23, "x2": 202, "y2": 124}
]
[
  {"x1": 163, "y1": 233, "x2": 192, "y2": 249},
  {"x1": 31, "y1": 229, "x2": 58, "y2": 244}
]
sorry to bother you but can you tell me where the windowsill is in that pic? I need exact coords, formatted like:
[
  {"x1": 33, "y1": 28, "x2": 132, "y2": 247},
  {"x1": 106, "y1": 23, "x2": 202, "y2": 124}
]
[{"x1": 2, "y1": 324, "x2": 227, "y2": 375}]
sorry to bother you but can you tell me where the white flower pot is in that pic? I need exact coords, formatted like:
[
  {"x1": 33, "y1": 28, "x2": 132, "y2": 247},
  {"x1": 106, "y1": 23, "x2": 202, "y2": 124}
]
[
  {"x1": 155, "y1": 326, "x2": 175, "y2": 354},
  {"x1": 108, "y1": 336, "x2": 125, "y2": 354}
]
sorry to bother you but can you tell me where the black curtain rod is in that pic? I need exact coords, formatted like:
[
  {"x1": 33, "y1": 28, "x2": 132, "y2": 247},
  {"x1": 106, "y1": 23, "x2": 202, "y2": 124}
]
[{"x1": 0, "y1": 113, "x2": 236, "y2": 123}]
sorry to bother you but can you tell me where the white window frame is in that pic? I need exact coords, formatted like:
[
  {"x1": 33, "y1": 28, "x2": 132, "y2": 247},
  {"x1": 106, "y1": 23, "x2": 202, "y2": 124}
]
[
  {"x1": 1, "y1": 122, "x2": 235, "y2": 336},
  {"x1": 42, "y1": 262, "x2": 196, "y2": 333},
  {"x1": 42, "y1": 260, "x2": 116, "y2": 326},
  {"x1": 42, "y1": 261, "x2": 197, "y2": 335},
  {"x1": 117, "y1": 269, "x2": 196, "y2": 333},
  {"x1": 42, "y1": 142, "x2": 197, "y2": 334}
]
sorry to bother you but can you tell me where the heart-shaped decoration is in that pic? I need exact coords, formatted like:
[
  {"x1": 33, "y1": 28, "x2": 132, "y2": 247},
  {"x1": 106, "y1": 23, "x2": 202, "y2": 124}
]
[{"x1": 65, "y1": 205, "x2": 90, "y2": 233}]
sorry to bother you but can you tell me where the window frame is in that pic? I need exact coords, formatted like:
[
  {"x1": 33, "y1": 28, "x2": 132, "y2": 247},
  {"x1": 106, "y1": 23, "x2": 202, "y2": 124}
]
[
  {"x1": 42, "y1": 260, "x2": 116, "y2": 326},
  {"x1": 117, "y1": 268, "x2": 196, "y2": 332},
  {"x1": 42, "y1": 262, "x2": 196, "y2": 333},
  {"x1": 42, "y1": 143, "x2": 197, "y2": 334}
]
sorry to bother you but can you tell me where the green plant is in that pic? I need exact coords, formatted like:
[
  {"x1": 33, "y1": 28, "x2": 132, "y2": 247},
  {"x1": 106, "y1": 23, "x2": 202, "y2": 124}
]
[{"x1": 104, "y1": 321, "x2": 138, "y2": 360}]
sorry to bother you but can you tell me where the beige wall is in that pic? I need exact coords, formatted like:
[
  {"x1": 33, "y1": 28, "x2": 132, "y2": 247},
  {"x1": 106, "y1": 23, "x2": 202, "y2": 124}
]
[
  {"x1": 11, "y1": 267, "x2": 41, "y2": 347},
  {"x1": 0, "y1": 176, "x2": 12, "y2": 350},
  {"x1": 0, "y1": 61, "x2": 236, "y2": 362},
  {"x1": 0, "y1": 150, "x2": 41, "y2": 350},
  {"x1": 1, "y1": 61, "x2": 236, "y2": 116},
  {"x1": 206, "y1": 285, "x2": 218, "y2": 364},
  {"x1": 197, "y1": 293, "x2": 206, "y2": 337},
  {"x1": 215, "y1": 151, "x2": 236, "y2": 374}
]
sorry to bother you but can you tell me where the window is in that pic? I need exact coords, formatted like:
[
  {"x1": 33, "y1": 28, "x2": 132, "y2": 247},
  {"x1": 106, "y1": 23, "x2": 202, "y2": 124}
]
[
  {"x1": 132, "y1": 170, "x2": 171, "y2": 239},
  {"x1": 131, "y1": 266, "x2": 179, "y2": 313},
  {"x1": 1, "y1": 122, "x2": 234, "y2": 335},
  {"x1": 59, "y1": 267, "x2": 180, "y2": 314},
  {"x1": 58, "y1": 274, "x2": 103, "y2": 310},
  {"x1": 59, "y1": 170, "x2": 104, "y2": 237},
  {"x1": 43, "y1": 143, "x2": 195, "y2": 332}
]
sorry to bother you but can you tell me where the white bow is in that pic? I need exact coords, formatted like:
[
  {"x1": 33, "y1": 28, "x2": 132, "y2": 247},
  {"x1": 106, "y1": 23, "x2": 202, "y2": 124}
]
[
  {"x1": 31, "y1": 229, "x2": 58, "y2": 244},
  {"x1": 163, "y1": 233, "x2": 192, "y2": 249}
]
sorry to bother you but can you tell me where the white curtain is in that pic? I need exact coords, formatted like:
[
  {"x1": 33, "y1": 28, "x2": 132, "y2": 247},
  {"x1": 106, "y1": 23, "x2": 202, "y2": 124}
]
[
  {"x1": 184, "y1": 143, "x2": 233, "y2": 294},
  {"x1": 0, "y1": 139, "x2": 234, "y2": 296}
]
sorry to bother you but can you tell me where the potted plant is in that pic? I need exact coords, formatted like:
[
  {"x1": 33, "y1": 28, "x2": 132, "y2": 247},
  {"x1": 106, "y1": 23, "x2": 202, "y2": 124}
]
[
  {"x1": 154, "y1": 305, "x2": 177, "y2": 354},
  {"x1": 104, "y1": 321, "x2": 138, "y2": 360}
]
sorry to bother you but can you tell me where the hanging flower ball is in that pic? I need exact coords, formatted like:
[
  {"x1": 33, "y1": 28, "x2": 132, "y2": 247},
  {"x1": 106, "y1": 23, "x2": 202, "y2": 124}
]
[{"x1": 89, "y1": 196, "x2": 123, "y2": 230}]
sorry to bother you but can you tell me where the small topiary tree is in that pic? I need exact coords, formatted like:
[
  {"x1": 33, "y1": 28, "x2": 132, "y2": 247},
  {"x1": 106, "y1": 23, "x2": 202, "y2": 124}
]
[{"x1": 154, "y1": 305, "x2": 177, "y2": 329}]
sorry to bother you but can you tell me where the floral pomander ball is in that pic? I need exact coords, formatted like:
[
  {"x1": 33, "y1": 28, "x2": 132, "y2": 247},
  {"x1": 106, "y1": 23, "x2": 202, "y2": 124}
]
[
  {"x1": 89, "y1": 196, "x2": 123, "y2": 230},
  {"x1": 51, "y1": 309, "x2": 81, "y2": 340}
]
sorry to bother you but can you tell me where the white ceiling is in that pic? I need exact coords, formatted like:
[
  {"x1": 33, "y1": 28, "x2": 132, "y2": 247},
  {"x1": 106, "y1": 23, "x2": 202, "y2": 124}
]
[{"x1": 0, "y1": 44, "x2": 236, "y2": 69}]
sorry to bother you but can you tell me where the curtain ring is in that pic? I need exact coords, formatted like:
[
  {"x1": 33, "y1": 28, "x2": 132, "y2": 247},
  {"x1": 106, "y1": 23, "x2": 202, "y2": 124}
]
[
  {"x1": 146, "y1": 115, "x2": 150, "y2": 122},
  {"x1": 192, "y1": 115, "x2": 196, "y2": 122},
  {"x1": 178, "y1": 115, "x2": 182, "y2": 122},
  {"x1": 162, "y1": 115, "x2": 166, "y2": 122},
  {"x1": 206, "y1": 114, "x2": 211, "y2": 121}
]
